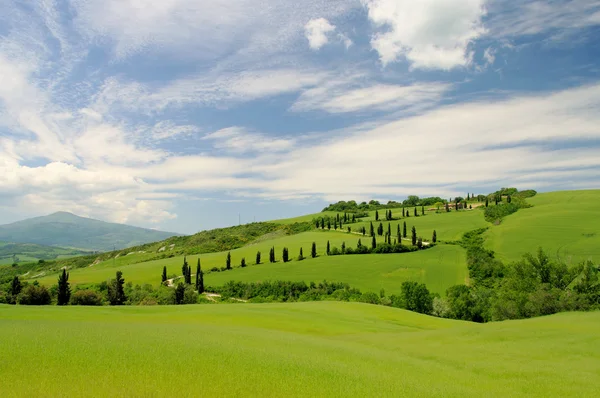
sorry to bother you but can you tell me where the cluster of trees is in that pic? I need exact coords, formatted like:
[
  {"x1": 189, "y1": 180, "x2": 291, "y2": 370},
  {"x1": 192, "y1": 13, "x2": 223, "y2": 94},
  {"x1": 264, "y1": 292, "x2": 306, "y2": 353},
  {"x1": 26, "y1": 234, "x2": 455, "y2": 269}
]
[
  {"x1": 431, "y1": 229, "x2": 600, "y2": 322},
  {"x1": 322, "y1": 196, "x2": 447, "y2": 212}
]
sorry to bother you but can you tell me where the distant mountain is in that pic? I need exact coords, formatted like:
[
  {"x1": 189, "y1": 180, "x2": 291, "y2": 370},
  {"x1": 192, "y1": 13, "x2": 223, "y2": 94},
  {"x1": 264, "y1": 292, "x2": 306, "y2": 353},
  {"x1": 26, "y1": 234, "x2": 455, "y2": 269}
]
[{"x1": 0, "y1": 212, "x2": 181, "y2": 252}]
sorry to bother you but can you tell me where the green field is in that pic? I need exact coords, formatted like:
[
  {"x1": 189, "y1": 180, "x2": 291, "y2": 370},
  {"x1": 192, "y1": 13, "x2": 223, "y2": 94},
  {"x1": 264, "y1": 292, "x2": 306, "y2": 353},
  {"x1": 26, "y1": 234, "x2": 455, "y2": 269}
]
[
  {"x1": 0, "y1": 241, "x2": 89, "y2": 265},
  {"x1": 205, "y1": 245, "x2": 466, "y2": 295},
  {"x1": 1, "y1": 303, "x2": 598, "y2": 397},
  {"x1": 34, "y1": 231, "x2": 466, "y2": 295},
  {"x1": 486, "y1": 190, "x2": 600, "y2": 264}
]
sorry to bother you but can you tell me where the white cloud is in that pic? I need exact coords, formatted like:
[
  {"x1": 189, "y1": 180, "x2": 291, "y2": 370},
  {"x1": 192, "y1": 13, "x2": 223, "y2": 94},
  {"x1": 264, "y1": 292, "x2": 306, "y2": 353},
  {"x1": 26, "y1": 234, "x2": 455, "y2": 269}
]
[
  {"x1": 361, "y1": 0, "x2": 487, "y2": 69},
  {"x1": 292, "y1": 78, "x2": 451, "y2": 114},
  {"x1": 488, "y1": 0, "x2": 600, "y2": 38},
  {"x1": 304, "y1": 18, "x2": 336, "y2": 50},
  {"x1": 483, "y1": 47, "x2": 496, "y2": 66},
  {"x1": 202, "y1": 127, "x2": 296, "y2": 154}
]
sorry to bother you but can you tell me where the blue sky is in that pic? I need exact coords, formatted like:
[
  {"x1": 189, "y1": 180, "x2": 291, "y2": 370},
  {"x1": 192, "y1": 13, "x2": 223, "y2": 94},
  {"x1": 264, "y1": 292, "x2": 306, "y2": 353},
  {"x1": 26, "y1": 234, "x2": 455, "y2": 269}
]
[{"x1": 0, "y1": 0, "x2": 599, "y2": 235}]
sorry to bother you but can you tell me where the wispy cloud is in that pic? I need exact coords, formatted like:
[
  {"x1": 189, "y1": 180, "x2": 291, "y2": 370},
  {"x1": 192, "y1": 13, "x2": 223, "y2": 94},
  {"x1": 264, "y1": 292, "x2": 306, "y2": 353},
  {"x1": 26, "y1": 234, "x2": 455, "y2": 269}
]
[
  {"x1": 202, "y1": 127, "x2": 296, "y2": 154},
  {"x1": 305, "y1": 18, "x2": 336, "y2": 50}
]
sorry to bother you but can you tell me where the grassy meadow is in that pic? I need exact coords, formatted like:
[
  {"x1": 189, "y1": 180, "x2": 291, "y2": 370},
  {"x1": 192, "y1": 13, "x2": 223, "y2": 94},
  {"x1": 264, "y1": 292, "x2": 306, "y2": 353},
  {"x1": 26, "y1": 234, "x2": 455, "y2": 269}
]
[
  {"x1": 485, "y1": 190, "x2": 600, "y2": 264},
  {"x1": 1, "y1": 302, "x2": 599, "y2": 397}
]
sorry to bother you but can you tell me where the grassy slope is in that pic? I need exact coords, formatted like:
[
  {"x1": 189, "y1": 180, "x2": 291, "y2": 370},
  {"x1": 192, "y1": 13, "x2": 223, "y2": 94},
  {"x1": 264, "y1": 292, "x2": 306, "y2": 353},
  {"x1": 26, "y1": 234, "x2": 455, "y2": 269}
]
[
  {"x1": 485, "y1": 190, "x2": 600, "y2": 264},
  {"x1": 1, "y1": 303, "x2": 598, "y2": 397},
  {"x1": 34, "y1": 229, "x2": 466, "y2": 295},
  {"x1": 205, "y1": 245, "x2": 466, "y2": 295},
  {"x1": 0, "y1": 242, "x2": 89, "y2": 265}
]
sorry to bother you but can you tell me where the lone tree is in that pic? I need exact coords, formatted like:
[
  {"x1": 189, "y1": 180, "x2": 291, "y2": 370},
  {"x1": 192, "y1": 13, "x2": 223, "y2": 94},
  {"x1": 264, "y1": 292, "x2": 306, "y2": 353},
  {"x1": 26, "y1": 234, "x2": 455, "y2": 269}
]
[
  {"x1": 417, "y1": 237, "x2": 423, "y2": 249},
  {"x1": 108, "y1": 271, "x2": 126, "y2": 306},
  {"x1": 375, "y1": 210, "x2": 379, "y2": 221},
  {"x1": 403, "y1": 221, "x2": 407, "y2": 238},
  {"x1": 414, "y1": 207, "x2": 418, "y2": 217},
  {"x1": 402, "y1": 208, "x2": 405, "y2": 217},
  {"x1": 256, "y1": 251, "x2": 261, "y2": 264},
  {"x1": 321, "y1": 218, "x2": 325, "y2": 229},
  {"x1": 195, "y1": 259, "x2": 204, "y2": 293},
  {"x1": 411, "y1": 226, "x2": 417, "y2": 246},
  {"x1": 226, "y1": 252, "x2": 232, "y2": 270},
  {"x1": 162, "y1": 266, "x2": 167, "y2": 284},
  {"x1": 311, "y1": 242, "x2": 317, "y2": 258},
  {"x1": 327, "y1": 240, "x2": 331, "y2": 255},
  {"x1": 298, "y1": 248, "x2": 304, "y2": 261},
  {"x1": 371, "y1": 234, "x2": 377, "y2": 249},
  {"x1": 341, "y1": 242, "x2": 346, "y2": 254},
  {"x1": 241, "y1": 257, "x2": 246, "y2": 267},
  {"x1": 432, "y1": 230, "x2": 437, "y2": 243},
  {"x1": 357, "y1": 239, "x2": 362, "y2": 248},
  {"x1": 421, "y1": 206, "x2": 425, "y2": 215},
  {"x1": 57, "y1": 269, "x2": 71, "y2": 306},
  {"x1": 378, "y1": 222, "x2": 384, "y2": 236},
  {"x1": 370, "y1": 221, "x2": 375, "y2": 236}
]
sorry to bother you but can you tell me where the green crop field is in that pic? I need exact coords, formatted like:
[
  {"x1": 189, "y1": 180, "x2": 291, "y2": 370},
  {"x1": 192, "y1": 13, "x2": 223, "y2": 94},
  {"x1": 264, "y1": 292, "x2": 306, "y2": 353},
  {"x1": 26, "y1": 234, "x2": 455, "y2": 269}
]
[
  {"x1": 485, "y1": 190, "x2": 600, "y2": 264},
  {"x1": 1, "y1": 303, "x2": 598, "y2": 397}
]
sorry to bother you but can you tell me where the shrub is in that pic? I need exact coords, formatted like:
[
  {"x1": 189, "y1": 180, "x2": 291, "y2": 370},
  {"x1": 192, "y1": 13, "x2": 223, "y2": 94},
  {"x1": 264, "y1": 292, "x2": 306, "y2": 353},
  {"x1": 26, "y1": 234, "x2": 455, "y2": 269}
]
[
  {"x1": 18, "y1": 285, "x2": 52, "y2": 305},
  {"x1": 358, "y1": 292, "x2": 380, "y2": 305},
  {"x1": 71, "y1": 289, "x2": 104, "y2": 306}
]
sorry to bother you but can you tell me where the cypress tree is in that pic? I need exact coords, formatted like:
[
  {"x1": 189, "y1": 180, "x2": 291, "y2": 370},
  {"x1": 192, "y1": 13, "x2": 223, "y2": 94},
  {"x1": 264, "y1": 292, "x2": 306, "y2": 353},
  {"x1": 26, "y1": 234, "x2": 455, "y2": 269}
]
[
  {"x1": 321, "y1": 218, "x2": 325, "y2": 229},
  {"x1": 315, "y1": 219, "x2": 320, "y2": 229},
  {"x1": 311, "y1": 242, "x2": 317, "y2": 258},
  {"x1": 370, "y1": 221, "x2": 374, "y2": 236},
  {"x1": 485, "y1": 198, "x2": 489, "y2": 207},
  {"x1": 403, "y1": 221, "x2": 407, "y2": 238},
  {"x1": 162, "y1": 266, "x2": 167, "y2": 284},
  {"x1": 340, "y1": 219, "x2": 343, "y2": 229},
  {"x1": 446, "y1": 202, "x2": 450, "y2": 212},
  {"x1": 299, "y1": 248, "x2": 304, "y2": 260},
  {"x1": 282, "y1": 248, "x2": 289, "y2": 263},
  {"x1": 256, "y1": 251, "x2": 261, "y2": 264},
  {"x1": 371, "y1": 234, "x2": 377, "y2": 249},
  {"x1": 347, "y1": 226, "x2": 351, "y2": 233},
  {"x1": 411, "y1": 226, "x2": 417, "y2": 246},
  {"x1": 397, "y1": 233, "x2": 402, "y2": 245},
  {"x1": 352, "y1": 214, "x2": 356, "y2": 223},
  {"x1": 421, "y1": 206, "x2": 425, "y2": 215},
  {"x1": 387, "y1": 223, "x2": 391, "y2": 237},
  {"x1": 414, "y1": 207, "x2": 417, "y2": 217},
  {"x1": 397, "y1": 224, "x2": 400, "y2": 236},
  {"x1": 402, "y1": 208, "x2": 405, "y2": 217},
  {"x1": 327, "y1": 219, "x2": 331, "y2": 230},
  {"x1": 467, "y1": 193, "x2": 470, "y2": 200},
  {"x1": 337, "y1": 213, "x2": 340, "y2": 223},
  {"x1": 357, "y1": 239, "x2": 362, "y2": 248},
  {"x1": 432, "y1": 230, "x2": 437, "y2": 243},
  {"x1": 406, "y1": 209, "x2": 409, "y2": 217},
  {"x1": 187, "y1": 265, "x2": 192, "y2": 284},
  {"x1": 375, "y1": 210, "x2": 379, "y2": 221},
  {"x1": 362, "y1": 226, "x2": 366, "y2": 236},
  {"x1": 10, "y1": 276, "x2": 21, "y2": 300},
  {"x1": 57, "y1": 269, "x2": 71, "y2": 305},
  {"x1": 226, "y1": 252, "x2": 231, "y2": 270},
  {"x1": 344, "y1": 213, "x2": 348, "y2": 223},
  {"x1": 327, "y1": 241, "x2": 331, "y2": 255},
  {"x1": 378, "y1": 222, "x2": 384, "y2": 236},
  {"x1": 417, "y1": 237, "x2": 423, "y2": 249},
  {"x1": 241, "y1": 257, "x2": 246, "y2": 267},
  {"x1": 341, "y1": 242, "x2": 346, "y2": 254},
  {"x1": 197, "y1": 262, "x2": 204, "y2": 294},
  {"x1": 195, "y1": 259, "x2": 201, "y2": 290},
  {"x1": 334, "y1": 219, "x2": 338, "y2": 230},
  {"x1": 507, "y1": 195, "x2": 512, "y2": 203},
  {"x1": 175, "y1": 282, "x2": 185, "y2": 305},
  {"x1": 182, "y1": 256, "x2": 188, "y2": 280}
]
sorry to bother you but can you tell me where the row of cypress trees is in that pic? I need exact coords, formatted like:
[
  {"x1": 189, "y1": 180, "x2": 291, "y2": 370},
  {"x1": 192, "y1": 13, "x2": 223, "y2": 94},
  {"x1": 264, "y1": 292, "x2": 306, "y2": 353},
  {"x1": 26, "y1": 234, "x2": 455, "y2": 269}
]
[{"x1": 162, "y1": 256, "x2": 204, "y2": 293}]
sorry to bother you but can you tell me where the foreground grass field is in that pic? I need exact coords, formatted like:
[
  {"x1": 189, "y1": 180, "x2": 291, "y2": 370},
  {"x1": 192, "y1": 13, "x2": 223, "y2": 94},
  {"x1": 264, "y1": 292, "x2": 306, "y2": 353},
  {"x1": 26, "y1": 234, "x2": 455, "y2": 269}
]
[
  {"x1": 486, "y1": 190, "x2": 600, "y2": 264},
  {"x1": 1, "y1": 302, "x2": 598, "y2": 397}
]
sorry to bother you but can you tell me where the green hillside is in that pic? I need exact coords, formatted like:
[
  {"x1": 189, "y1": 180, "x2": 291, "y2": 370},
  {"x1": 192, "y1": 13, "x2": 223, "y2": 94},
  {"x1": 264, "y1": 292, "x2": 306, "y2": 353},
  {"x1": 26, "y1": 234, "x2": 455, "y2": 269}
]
[
  {"x1": 485, "y1": 190, "x2": 600, "y2": 264},
  {"x1": 0, "y1": 212, "x2": 179, "y2": 251},
  {"x1": 0, "y1": 242, "x2": 90, "y2": 265},
  {"x1": 1, "y1": 303, "x2": 598, "y2": 397}
]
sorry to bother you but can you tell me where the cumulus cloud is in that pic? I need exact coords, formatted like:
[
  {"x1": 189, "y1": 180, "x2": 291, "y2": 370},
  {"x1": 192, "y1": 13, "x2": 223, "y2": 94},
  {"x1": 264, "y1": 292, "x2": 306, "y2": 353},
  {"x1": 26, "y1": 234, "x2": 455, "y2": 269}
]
[
  {"x1": 361, "y1": 0, "x2": 487, "y2": 69},
  {"x1": 304, "y1": 18, "x2": 336, "y2": 50}
]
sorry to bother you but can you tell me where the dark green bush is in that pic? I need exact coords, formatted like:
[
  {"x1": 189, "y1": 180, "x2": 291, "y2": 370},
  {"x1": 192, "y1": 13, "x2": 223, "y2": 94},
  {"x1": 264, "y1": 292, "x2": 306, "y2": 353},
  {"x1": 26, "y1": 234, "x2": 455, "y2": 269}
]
[
  {"x1": 18, "y1": 284, "x2": 52, "y2": 305},
  {"x1": 71, "y1": 289, "x2": 103, "y2": 306}
]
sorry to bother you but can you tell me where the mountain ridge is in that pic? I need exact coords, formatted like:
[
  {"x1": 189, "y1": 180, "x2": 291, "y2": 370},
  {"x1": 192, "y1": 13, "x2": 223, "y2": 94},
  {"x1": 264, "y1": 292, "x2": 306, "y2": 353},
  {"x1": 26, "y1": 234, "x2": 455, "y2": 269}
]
[{"x1": 0, "y1": 212, "x2": 182, "y2": 252}]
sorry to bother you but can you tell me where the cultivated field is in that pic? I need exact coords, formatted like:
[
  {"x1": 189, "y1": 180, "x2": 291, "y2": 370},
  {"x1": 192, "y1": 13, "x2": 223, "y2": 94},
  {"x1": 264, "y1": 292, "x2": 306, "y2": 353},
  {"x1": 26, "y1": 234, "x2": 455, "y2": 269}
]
[{"x1": 1, "y1": 302, "x2": 598, "y2": 397}]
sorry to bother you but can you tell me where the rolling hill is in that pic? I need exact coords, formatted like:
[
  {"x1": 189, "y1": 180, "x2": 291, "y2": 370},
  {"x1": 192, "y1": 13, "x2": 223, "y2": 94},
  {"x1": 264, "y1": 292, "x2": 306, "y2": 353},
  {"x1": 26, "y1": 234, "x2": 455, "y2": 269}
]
[
  {"x1": 0, "y1": 242, "x2": 90, "y2": 265},
  {"x1": 0, "y1": 212, "x2": 180, "y2": 252},
  {"x1": 1, "y1": 303, "x2": 598, "y2": 397}
]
